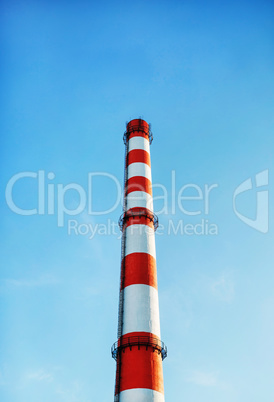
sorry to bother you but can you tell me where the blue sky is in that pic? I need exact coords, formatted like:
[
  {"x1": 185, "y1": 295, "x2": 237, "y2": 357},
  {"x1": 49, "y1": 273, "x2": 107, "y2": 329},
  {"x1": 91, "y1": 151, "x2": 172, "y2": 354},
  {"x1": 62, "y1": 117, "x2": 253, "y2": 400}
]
[{"x1": 1, "y1": 0, "x2": 274, "y2": 401}]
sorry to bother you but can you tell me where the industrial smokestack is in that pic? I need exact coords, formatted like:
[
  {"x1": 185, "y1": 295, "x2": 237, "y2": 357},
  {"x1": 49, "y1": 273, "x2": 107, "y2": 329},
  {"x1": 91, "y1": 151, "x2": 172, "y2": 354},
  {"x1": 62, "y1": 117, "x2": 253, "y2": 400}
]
[{"x1": 111, "y1": 119, "x2": 167, "y2": 402}]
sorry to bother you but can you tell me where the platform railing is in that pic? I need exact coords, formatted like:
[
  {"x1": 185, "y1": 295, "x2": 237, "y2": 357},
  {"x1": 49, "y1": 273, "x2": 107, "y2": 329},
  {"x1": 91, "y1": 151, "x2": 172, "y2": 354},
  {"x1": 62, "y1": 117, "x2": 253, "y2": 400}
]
[
  {"x1": 118, "y1": 208, "x2": 159, "y2": 231},
  {"x1": 111, "y1": 335, "x2": 167, "y2": 361}
]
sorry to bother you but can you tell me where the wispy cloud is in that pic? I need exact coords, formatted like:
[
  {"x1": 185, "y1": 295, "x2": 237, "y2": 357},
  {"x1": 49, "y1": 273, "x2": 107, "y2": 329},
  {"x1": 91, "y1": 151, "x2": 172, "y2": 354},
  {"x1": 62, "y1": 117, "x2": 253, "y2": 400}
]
[
  {"x1": 4, "y1": 274, "x2": 59, "y2": 288},
  {"x1": 210, "y1": 272, "x2": 235, "y2": 303},
  {"x1": 55, "y1": 380, "x2": 85, "y2": 402},
  {"x1": 160, "y1": 288, "x2": 194, "y2": 332},
  {"x1": 21, "y1": 367, "x2": 86, "y2": 401},
  {"x1": 185, "y1": 370, "x2": 218, "y2": 387},
  {"x1": 0, "y1": 370, "x2": 5, "y2": 386},
  {"x1": 25, "y1": 369, "x2": 53, "y2": 383}
]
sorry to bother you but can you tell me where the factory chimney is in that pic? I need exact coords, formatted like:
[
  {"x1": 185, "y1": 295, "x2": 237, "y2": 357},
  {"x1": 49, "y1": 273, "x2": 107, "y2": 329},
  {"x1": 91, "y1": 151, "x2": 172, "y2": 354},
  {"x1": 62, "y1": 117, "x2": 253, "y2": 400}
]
[{"x1": 111, "y1": 119, "x2": 167, "y2": 401}]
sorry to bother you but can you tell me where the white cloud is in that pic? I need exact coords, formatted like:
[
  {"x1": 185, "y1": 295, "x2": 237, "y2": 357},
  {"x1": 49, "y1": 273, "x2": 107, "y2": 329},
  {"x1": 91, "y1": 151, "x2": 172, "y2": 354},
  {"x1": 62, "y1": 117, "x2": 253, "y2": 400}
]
[{"x1": 185, "y1": 370, "x2": 218, "y2": 387}]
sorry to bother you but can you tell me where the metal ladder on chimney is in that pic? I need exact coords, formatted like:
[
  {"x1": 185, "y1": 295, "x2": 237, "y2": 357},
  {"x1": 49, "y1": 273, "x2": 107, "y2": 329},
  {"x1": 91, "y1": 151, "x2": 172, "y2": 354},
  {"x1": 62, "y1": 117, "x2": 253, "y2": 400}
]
[{"x1": 115, "y1": 130, "x2": 129, "y2": 401}]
